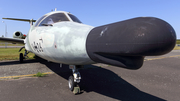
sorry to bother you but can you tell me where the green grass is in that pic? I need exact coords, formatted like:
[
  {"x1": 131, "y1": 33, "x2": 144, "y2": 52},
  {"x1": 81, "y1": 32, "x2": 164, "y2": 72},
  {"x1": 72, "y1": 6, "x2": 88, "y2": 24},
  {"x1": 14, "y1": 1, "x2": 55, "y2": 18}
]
[
  {"x1": 13, "y1": 77, "x2": 20, "y2": 79},
  {"x1": 174, "y1": 39, "x2": 180, "y2": 50},
  {"x1": 176, "y1": 39, "x2": 180, "y2": 44},
  {"x1": 0, "y1": 41, "x2": 24, "y2": 46},
  {"x1": 33, "y1": 72, "x2": 47, "y2": 77},
  {"x1": 0, "y1": 43, "x2": 23, "y2": 46},
  {"x1": 0, "y1": 48, "x2": 35, "y2": 61},
  {"x1": 174, "y1": 46, "x2": 180, "y2": 50}
]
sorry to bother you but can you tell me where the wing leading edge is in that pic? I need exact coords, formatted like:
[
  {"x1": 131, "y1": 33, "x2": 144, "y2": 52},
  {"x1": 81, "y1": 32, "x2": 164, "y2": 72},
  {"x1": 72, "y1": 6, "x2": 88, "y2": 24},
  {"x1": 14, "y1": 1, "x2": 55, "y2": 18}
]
[
  {"x1": 2, "y1": 18, "x2": 36, "y2": 26},
  {"x1": 2, "y1": 18, "x2": 36, "y2": 22},
  {"x1": 0, "y1": 37, "x2": 24, "y2": 44}
]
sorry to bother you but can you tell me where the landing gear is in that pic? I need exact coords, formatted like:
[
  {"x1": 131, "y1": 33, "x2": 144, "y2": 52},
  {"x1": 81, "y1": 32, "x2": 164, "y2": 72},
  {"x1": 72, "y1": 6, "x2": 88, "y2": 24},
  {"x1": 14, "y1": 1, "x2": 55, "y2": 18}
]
[
  {"x1": 23, "y1": 50, "x2": 29, "y2": 58},
  {"x1": 68, "y1": 65, "x2": 82, "y2": 94},
  {"x1": 19, "y1": 46, "x2": 29, "y2": 63},
  {"x1": 68, "y1": 75, "x2": 76, "y2": 91},
  {"x1": 19, "y1": 53, "x2": 23, "y2": 63}
]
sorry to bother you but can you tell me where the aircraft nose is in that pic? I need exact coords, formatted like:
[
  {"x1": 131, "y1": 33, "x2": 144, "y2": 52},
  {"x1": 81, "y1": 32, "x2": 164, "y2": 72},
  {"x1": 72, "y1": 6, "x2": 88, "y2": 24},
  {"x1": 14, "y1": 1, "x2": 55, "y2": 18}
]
[{"x1": 86, "y1": 17, "x2": 176, "y2": 56}]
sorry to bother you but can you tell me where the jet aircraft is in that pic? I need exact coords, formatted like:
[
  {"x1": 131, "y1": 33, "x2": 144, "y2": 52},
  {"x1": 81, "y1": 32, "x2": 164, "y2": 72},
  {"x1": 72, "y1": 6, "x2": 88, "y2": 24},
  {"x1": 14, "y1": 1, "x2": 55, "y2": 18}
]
[{"x1": 0, "y1": 10, "x2": 176, "y2": 93}]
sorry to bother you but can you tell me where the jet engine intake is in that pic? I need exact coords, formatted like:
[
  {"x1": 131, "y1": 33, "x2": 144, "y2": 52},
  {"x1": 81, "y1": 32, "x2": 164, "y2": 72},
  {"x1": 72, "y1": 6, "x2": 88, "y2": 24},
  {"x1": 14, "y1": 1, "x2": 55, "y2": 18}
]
[{"x1": 13, "y1": 31, "x2": 26, "y2": 39}]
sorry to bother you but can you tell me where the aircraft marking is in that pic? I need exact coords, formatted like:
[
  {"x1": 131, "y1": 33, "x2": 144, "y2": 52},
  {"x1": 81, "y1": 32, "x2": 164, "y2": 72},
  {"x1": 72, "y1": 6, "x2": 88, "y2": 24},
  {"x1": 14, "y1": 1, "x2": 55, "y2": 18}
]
[
  {"x1": 39, "y1": 37, "x2": 43, "y2": 43},
  {"x1": 31, "y1": 42, "x2": 43, "y2": 53},
  {"x1": 54, "y1": 42, "x2": 57, "y2": 49}
]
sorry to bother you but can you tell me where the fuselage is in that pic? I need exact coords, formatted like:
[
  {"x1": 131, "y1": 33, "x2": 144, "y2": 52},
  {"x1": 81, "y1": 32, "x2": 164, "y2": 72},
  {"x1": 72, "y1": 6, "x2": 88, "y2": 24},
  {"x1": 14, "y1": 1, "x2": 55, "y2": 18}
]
[
  {"x1": 25, "y1": 11, "x2": 95, "y2": 65},
  {"x1": 24, "y1": 11, "x2": 176, "y2": 69}
]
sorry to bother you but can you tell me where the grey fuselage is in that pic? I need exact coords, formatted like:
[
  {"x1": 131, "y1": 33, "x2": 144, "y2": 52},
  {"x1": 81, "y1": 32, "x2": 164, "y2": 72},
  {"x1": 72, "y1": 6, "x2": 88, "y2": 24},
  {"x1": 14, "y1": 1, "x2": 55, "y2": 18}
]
[
  {"x1": 24, "y1": 11, "x2": 176, "y2": 69},
  {"x1": 25, "y1": 11, "x2": 95, "y2": 65}
]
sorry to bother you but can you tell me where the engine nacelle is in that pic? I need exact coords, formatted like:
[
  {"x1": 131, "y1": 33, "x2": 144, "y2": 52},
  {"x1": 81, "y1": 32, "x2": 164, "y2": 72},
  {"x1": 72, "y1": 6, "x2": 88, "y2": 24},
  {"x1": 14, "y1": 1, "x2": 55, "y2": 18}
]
[{"x1": 13, "y1": 31, "x2": 26, "y2": 39}]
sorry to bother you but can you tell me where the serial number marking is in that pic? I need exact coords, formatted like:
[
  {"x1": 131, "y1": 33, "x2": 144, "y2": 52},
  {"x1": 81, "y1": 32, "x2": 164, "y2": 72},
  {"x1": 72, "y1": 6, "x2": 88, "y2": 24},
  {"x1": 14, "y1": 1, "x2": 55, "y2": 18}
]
[{"x1": 31, "y1": 42, "x2": 43, "y2": 53}]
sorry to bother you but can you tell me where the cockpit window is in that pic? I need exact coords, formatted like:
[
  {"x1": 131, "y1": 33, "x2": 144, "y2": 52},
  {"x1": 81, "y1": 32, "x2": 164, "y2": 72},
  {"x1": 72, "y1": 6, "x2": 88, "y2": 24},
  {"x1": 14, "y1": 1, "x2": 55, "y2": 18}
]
[
  {"x1": 39, "y1": 13, "x2": 69, "y2": 26},
  {"x1": 34, "y1": 15, "x2": 47, "y2": 27},
  {"x1": 68, "y1": 14, "x2": 82, "y2": 23}
]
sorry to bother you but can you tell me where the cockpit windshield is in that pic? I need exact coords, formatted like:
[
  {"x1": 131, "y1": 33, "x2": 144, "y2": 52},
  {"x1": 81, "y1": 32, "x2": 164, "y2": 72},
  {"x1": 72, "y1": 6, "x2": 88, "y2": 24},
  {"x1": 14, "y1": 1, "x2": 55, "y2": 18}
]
[
  {"x1": 38, "y1": 13, "x2": 69, "y2": 26},
  {"x1": 34, "y1": 15, "x2": 47, "y2": 27},
  {"x1": 68, "y1": 14, "x2": 82, "y2": 23}
]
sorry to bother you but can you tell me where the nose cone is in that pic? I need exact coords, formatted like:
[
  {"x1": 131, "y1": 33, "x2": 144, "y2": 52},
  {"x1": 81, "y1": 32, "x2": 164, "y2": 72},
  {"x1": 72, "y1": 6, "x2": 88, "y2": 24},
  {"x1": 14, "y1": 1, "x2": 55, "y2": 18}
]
[
  {"x1": 132, "y1": 17, "x2": 176, "y2": 55},
  {"x1": 86, "y1": 17, "x2": 176, "y2": 56}
]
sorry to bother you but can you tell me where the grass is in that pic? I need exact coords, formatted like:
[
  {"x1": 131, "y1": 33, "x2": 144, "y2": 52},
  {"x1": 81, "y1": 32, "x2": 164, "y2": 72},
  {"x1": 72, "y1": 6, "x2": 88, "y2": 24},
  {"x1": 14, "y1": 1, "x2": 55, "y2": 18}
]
[
  {"x1": 176, "y1": 39, "x2": 180, "y2": 44},
  {"x1": 174, "y1": 39, "x2": 180, "y2": 50},
  {"x1": 174, "y1": 46, "x2": 180, "y2": 50},
  {"x1": 0, "y1": 43, "x2": 23, "y2": 46},
  {"x1": 0, "y1": 48, "x2": 35, "y2": 61},
  {"x1": 33, "y1": 72, "x2": 47, "y2": 77},
  {"x1": 0, "y1": 41, "x2": 24, "y2": 46},
  {"x1": 13, "y1": 77, "x2": 20, "y2": 79}
]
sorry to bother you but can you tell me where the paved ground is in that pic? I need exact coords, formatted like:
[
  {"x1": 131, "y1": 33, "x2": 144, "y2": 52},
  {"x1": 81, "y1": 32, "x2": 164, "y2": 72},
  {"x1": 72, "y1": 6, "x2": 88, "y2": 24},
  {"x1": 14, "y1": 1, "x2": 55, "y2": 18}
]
[
  {"x1": 0, "y1": 46, "x2": 22, "y2": 48},
  {"x1": 0, "y1": 50, "x2": 180, "y2": 101}
]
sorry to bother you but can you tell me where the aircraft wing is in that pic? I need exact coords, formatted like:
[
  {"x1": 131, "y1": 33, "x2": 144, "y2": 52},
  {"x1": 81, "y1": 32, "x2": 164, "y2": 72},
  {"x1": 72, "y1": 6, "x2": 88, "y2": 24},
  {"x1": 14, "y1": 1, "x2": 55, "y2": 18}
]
[
  {"x1": 2, "y1": 18, "x2": 36, "y2": 22},
  {"x1": 2, "y1": 18, "x2": 36, "y2": 26},
  {"x1": 0, "y1": 37, "x2": 24, "y2": 44}
]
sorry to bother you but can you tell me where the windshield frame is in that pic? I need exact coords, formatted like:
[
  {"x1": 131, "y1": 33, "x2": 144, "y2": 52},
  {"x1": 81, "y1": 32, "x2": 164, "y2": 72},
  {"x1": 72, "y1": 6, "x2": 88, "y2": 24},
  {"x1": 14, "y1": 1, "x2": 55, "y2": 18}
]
[
  {"x1": 37, "y1": 13, "x2": 70, "y2": 27},
  {"x1": 34, "y1": 15, "x2": 47, "y2": 27},
  {"x1": 68, "y1": 14, "x2": 82, "y2": 23}
]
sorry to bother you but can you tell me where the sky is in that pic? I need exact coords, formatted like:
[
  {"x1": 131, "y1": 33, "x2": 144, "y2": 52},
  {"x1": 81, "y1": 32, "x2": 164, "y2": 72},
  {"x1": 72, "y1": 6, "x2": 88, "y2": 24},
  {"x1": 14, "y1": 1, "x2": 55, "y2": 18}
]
[{"x1": 0, "y1": 0, "x2": 180, "y2": 39}]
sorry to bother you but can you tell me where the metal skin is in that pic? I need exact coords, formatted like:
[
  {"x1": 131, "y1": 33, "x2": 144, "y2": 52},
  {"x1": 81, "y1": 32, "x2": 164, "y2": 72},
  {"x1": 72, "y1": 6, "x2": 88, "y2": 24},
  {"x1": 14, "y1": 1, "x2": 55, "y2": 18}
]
[
  {"x1": 26, "y1": 11, "x2": 95, "y2": 65},
  {"x1": 1, "y1": 11, "x2": 176, "y2": 70},
  {"x1": 86, "y1": 17, "x2": 176, "y2": 69},
  {"x1": 28, "y1": 22, "x2": 94, "y2": 65}
]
